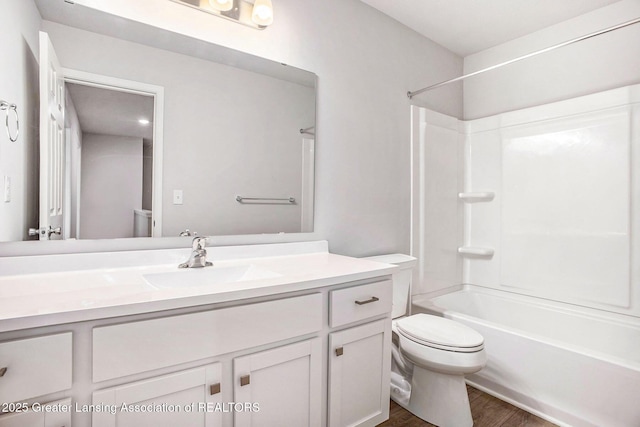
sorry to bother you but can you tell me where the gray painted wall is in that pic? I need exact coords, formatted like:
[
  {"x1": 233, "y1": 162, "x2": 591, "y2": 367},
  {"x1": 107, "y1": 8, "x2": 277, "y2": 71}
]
[
  {"x1": 53, "y1": 0, "x2": 464, "y2": 256},
  {"x1": 463, "y1": 0, "x2": 640, "y2": 119},
  {"x1": 1, "y1": 0, "x2": 464, "y2": 255},
  {"x1": 41, "y1": 20, "x2": 318, "y2": 238},
  {"x1": 80, "y1": 134, "x2": 143, "y2": 239},
  {"x1": 0, "y1": 0, "x2": 41, "y2": 242}
]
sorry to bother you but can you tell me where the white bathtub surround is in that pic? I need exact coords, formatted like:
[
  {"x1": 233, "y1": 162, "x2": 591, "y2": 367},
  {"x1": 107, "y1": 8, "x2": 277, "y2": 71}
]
[
  {"x1": 412, "y1": 83, "x2": 640, "y2": 318},
  {"x1": 411, "y1": 84, "x2": 640, "y2": 426},
  {"x1": 413, "y1": 285, "x2": 640, "y2": 427},
  {"x1": 410, "y1": 108, "x2": 465, "y2": 296}
]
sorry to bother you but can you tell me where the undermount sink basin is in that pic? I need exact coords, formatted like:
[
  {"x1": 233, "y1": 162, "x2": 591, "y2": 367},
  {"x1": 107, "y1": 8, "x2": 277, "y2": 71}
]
[{"x1": 143, "y1": 264, "x2": 282, "y2": 289}]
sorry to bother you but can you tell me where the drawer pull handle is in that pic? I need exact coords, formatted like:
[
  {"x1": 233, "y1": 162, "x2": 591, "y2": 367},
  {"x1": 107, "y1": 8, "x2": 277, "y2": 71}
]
[
  {"x1": 355, "y1": 296, "x2": 379, "y2": 305},
  {"x1": 209, "y1": 383, "x2": 221, "y2": 395},
  {"x1": 240, "y1": 375, "x2": 250, "y2": 386},
  {"x1": 335, "y1": 347, "x2": 344, "y2": 357},
  {"x1": 0, "y1": 367, "x2": 6, "y2": 377}
]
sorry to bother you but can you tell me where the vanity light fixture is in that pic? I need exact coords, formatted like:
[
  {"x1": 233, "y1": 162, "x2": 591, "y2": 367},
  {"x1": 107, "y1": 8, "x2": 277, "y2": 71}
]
[
  {"x1": 209, "y1": 0, "x2": 233, "y2": 12},
  {"x1": 138, "y1": 119, "x2": 150, "y2": 125},
  {"x1": 251, "y1": 0, "x2": 273, "y2": 27},
  {"x1": 171, "y1": 0, "x2": 274, "y2": 29}
]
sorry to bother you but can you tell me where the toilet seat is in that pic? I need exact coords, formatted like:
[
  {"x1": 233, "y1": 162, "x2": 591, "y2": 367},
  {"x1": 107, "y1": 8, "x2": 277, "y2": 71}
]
[{"x1": 396, "y1": 314, "x2": 484, "y2": 353}]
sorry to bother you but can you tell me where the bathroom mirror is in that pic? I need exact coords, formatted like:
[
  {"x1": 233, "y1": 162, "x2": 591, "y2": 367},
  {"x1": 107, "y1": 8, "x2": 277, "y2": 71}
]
[{"x1": 3, "y1": 0, "x2": 316, "y2": 243}]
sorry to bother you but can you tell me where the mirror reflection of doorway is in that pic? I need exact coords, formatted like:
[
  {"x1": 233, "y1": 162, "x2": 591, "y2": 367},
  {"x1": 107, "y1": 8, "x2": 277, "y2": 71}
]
[{"x1": 65, "y1": 83, "x2": 154, "y2": 239}]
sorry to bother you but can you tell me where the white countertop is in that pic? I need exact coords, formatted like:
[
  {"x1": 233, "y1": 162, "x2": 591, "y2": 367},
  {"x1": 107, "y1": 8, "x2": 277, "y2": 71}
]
[{"x1": 0, "y1": 241, "x2": 396, "y2": 332}]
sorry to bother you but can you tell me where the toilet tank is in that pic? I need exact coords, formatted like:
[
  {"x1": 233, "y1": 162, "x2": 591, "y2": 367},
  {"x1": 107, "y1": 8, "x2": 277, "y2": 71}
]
[
  {"x1": 134, "y1": 209, "x2": 152, "y2": 237},
  {"x1": 362, "y1": 254, "x2": 417, "y2": 319}
]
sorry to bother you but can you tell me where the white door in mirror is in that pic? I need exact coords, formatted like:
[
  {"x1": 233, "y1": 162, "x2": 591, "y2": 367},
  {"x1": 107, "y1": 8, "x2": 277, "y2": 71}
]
[{"x1": 38, "y1": 32, "x2": 65, "y2": 241}]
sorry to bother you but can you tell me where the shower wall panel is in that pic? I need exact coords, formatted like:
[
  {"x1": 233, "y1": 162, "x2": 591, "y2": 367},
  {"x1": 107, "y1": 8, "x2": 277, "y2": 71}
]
[
  {"x1": 463, "y1": 85, "x2": 639, "y2": 316},
  {"x1": 410, "y1": 107, "x2": 464, "y2": 295}
]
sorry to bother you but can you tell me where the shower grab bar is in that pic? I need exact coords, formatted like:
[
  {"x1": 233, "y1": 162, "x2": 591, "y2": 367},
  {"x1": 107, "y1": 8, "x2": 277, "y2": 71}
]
[
  {"x1": 236, "y1": 196, "x2": 296, "y2": 204},
  {"x1": 408, "y1": 17, "x2": 640, "y2": 98}
]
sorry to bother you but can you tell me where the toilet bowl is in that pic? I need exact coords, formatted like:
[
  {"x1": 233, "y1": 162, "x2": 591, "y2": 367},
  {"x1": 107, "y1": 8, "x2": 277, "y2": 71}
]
[
  {"x1": 363, "y1": 254, "x2": 486, "y2": 427},
  {"x1": 394, "y1": 314, "x2": 486, "y2": 427}
]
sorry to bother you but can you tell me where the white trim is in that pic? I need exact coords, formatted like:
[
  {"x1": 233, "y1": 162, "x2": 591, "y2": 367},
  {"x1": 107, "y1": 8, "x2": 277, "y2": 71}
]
[
  {"x1": 63, "y1": 131, "x2": 72, "y2": 240},
  {"x1": 300, "y1": 137, "x2": 315, "y2": 233},
  {"x1": 62, "y1": 68, "x2": 165, "y2": 237}
]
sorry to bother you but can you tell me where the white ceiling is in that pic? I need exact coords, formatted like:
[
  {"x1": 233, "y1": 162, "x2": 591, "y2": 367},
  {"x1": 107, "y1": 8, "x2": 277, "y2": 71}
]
[
  {"x1": 66, "y1": 83, "x2": 155, "y2": 144},
  {"x1": 360, "y1": 0, "x2": 622, "y2": 56}
]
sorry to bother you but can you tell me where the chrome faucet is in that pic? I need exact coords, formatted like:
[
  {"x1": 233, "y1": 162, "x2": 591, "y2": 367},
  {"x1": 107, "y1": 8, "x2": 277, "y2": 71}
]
[{"x1": 179, "y1": 236, "x2": 213, "y2": 268}]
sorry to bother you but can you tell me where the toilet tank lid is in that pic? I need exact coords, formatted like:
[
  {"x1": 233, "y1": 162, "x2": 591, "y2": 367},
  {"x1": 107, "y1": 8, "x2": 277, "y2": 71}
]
[{"x1": 362, "y1": 254, "x2": 417, "y2": 268}]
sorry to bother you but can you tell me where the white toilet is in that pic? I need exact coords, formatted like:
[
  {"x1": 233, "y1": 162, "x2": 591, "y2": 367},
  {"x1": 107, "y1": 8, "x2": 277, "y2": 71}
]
[{"x1": 364, "y1": 254, "x2": 486, "y2": 427}]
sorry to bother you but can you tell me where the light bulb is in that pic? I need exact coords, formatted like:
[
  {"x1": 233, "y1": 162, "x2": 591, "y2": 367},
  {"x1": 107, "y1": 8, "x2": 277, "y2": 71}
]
[
  {"x1": 209, "y1": 0, "x2": 233, "y2": 12},
  {"x1": 252, "y1": 0, "x2": 273, "y2": 26}
]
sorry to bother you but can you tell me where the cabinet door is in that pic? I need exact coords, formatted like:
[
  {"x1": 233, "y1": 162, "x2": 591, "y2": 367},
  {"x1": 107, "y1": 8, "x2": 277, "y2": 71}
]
[
  {"x1": 234, "y1": 338, "x2": 321, "y2": 427},
  {"x1": 328, "y1": 319, "x2": 391, "y2": 427},
  {"x1": 92, "y1": 363, "x2": 222, "y2": 427},
  {"x1": 0, "y1": 398, "x2": 71, "y2": 427},
  {"x1": 0, "y1": 410, "x2": 42, "y2": 427}
]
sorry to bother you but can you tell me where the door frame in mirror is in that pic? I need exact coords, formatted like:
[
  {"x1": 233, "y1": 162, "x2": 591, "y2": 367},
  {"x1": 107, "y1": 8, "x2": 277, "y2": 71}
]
[{"x1": 62, "y1": 68, "x2": 165, "y2": 238}]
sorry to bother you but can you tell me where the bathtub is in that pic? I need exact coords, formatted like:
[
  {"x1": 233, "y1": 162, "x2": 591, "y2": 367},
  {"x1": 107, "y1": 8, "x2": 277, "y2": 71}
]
[{"x1": 412, "y1": 285, "x2": 640, "y2": 427}]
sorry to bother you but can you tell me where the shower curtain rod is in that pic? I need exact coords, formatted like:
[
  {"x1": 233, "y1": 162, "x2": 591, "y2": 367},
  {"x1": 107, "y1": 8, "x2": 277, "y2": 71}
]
[{"x1": 407, "y1": 17, "x2": 640, "y2": 99}]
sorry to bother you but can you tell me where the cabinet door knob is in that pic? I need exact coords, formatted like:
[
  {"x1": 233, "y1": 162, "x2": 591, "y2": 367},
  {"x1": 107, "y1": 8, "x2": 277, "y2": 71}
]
[
  {"x1": 335, "y1": 347, "x2": 344, "y2": 357},
  {"x1": 240, "y1": 375, "x2": 250, "y2": 386},
  {"x1": 0, "y1": 367, "x2": 7, "y2": 377},
  {"x1": 355, "y1": 296, "x2": 379, "y2": 305},
  {"x1": 209, "y1": 383, "x2": 221, "y2": 395}
]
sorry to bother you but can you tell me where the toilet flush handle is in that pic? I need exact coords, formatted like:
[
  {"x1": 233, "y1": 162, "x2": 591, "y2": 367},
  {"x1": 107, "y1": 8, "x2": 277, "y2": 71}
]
[{"x1": 355, "y1": 296, "x2": 379, "y2": 305}]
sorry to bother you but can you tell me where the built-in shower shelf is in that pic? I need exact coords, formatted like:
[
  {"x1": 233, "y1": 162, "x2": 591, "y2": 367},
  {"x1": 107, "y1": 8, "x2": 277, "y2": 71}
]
[
  {"x1": 457, "y1": 247, "x2": 495, "y2": 257},
  {"x1": 458, "y1": 192, "x2": 495, "y2": 203}
]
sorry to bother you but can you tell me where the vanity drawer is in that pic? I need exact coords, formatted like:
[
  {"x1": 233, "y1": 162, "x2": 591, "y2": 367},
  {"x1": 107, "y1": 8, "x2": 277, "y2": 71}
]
[
  {"x1": 93, "y1": 293, "x2": 322, "y2": 382},
  {"x1": 0, "y1": 333, "x2": 72, "y2": 404},
  {"x1": 330, "y1": 280, "x2": 392, "y2": 327}
]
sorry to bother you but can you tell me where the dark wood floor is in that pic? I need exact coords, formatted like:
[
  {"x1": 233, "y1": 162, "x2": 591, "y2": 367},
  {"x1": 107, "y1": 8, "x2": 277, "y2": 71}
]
[{"x1": 378, "y1": 385, "x2": 556, "y2": 427}]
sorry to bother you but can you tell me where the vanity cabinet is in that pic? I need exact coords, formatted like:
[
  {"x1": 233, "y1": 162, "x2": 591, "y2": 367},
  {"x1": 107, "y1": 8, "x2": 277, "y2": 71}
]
[
  {"x1": 93, "y1": 294, "x2": 323, "y2": 382},
  {"x1": 0, "y1": 333, "x2": 72, "y2": 404},
  {"x1": 90, "y1": 294, "x2": 324, "y2": 427},
  {"x1": 328, "y1": 281, "x2": 392, "y2": 427},
  {"x1": 91, "y1": 338, "x2": 322, "y2": 427},
  {"x1": 234, "y1": 338, "x2": 321, "y2": 427},
  {"x1": 0, "y1": 399, "x2": 71, "y2": 427},
  {"x1": 0, "y1": 265, "x2": 394, "y2": 427},
  {"x1": 0, "y1": 333, "x2": 72, "y2": 427},
  {"x1": 92, "y1": 364, "x2": 223, "y2": 427}
]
